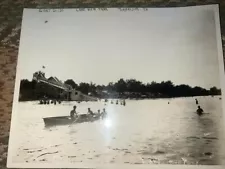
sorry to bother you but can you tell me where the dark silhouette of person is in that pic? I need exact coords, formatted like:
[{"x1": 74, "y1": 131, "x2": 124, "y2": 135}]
[
  {"x1": 123, "y1": 100, "x2": 126, "y2": 106},
  {"x1": 101, "y1": 108, "x2": 107, "y2": 119},
  {"x1": 70, "y1": 105, "x2": 77, "y2": 120},
  {"x1": 97, "y1": 109, "x2": 101, "y2": 115},
  {"x1": 196, "y1": 106, "x2": 203, "y2": 116},
  {"x1": 88, "y1": 108, "x2": 94, "y2": 115},
  {"x1": 195, "y1": 99, "x2": 199, "y2": 105}
]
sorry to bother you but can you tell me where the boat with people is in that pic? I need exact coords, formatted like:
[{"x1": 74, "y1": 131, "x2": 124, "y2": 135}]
[{"x1": 43, "y1": 113, "x2": 105, "y2": 127}]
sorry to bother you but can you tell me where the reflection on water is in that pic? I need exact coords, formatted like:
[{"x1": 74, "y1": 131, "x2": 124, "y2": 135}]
[
  {"x1": 103, "y1": 118, "x2": 113, "y2": 128},
  {"x1": 11, "y1": 96, "x2": 225, "y2": 165}
]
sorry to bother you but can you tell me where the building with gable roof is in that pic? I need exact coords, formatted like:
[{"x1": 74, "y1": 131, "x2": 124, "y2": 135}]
[{"x1": 32, "y1": 71, "x2": 97, "y2": 101}]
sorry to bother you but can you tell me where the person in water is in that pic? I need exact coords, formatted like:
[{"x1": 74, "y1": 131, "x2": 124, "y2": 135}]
[
  {"x1": 97, "y1": 109, "x2": 101, "y2": 115},
  {"x1": 195, "y1": 99, "x2": 199, "y2": 105},
  {"x1": 101, "y1": 108, "x2": 107, "y2": 119},
  {"x1": 197, "y1": 106, "x2": 204, "y2": 116},
  {"x1": 123, "y1": 100, "x2": 126, "y2": 106},
  {"x1": 70, "y1": 105, "x2": 77, "y2": 120},
  {"x1": 88, "y1": 108, "x2": 94, "y2": 115}
]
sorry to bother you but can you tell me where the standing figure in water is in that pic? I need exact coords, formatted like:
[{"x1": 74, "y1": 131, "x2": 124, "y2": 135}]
[
  {"x1": 70, "y1": 105, "x2": 77, "y2": 120},
  {"x1": 195, "y1": 99, "x2": 199, "y2": 105},
  {"x1": 123, "y1": 100, "x2": 126, "y2": 106},
  {"x1": 101, "y1": 108, "x2": 107, "y2": 119},
  {"x1": 196, "y1": 106, "x2": 203, "y2": 116}
]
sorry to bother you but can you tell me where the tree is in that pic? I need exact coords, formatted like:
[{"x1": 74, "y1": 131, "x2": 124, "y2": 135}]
[
  {"x1": 209, "y1": 86, "x2": 221, "y2": 95},
  {"x1": 78, "y1": 82, "x2": 90, "y2": 94},
  {"x1": 158, "y1": 81, "x2": 174, "y2": 96},
  {"x1": 89, "y1": 82, "x2": 97, "y2": 95},
  {"x1": 126, "y1": 79, "x2": 143, "y2": 92},
  {"x1": 106, "y1": 82, "x2": 115, "y2": 92},
  {"x1": 173, "y1": 84, "x2": 192, "y2": 97},
  {"x1": 114, "y1": 78, "x2": 127, "y2": 93},
  {"x1": 19, "y1": 77, "x2": 222, "y2": 100},
  {"x1": 192, "y1": 86, "x2": 209, "y2": 96},
  {"x1": 19, "y1": 79, "x2": 37, "y2": 101},
  {"x1": 64, "y1": 79, "x2": 78, "y2": 89}
]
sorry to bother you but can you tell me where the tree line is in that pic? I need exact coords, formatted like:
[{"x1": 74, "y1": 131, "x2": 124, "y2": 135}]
[{"x1": 19, "y1": 78, "x2": 221, "y2": 101}]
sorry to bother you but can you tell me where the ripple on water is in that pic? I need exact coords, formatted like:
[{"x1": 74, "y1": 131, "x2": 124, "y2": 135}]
[
  {"x1": 202, "y1": 137, "x2": 218, "y2": 140},
  {"x1": 154, "y1": 150, "x2": 166, "y2": 155},
  {"x1": 186, "y1": 136, "x2": 200, "y2": 140},
  {"x1": 68, "y1": 156, "x2": 76, "y2": 158},
  {"x1": 204, "y1": 152, "x2": 213, "y2": 156}
]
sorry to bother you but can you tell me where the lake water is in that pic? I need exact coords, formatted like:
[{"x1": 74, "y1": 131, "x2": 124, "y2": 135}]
[{"x1": 10, "y1": 96, "x2": 225, "y2": 165}]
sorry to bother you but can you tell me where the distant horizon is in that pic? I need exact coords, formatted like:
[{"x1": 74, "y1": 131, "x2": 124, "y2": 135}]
[{"x1": 20, "y1": 73, "x2": 220, "y2": 90}]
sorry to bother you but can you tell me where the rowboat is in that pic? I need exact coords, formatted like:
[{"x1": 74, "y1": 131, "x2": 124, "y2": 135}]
[{"x1": 43, "y1": 114, "x2": 102, "y2": 127}]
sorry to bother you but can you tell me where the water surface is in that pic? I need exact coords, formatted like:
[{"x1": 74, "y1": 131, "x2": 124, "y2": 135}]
[{"x1": 11, "y1": 96, "x2": 225, "y2": 165}]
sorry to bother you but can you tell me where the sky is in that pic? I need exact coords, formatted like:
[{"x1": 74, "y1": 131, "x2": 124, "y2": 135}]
[{"x1": 17, "y1": 7, "x2": 221, "y2": 89}]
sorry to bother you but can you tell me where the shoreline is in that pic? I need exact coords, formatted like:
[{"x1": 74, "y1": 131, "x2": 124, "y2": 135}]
[{"x1": 18, "y1": 95, "x2": 222, "y2": 102}]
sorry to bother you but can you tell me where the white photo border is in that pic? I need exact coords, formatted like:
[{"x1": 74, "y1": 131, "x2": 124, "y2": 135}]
[{"x1": 7, "y1": 4, "x2": 225, "y2": 169}]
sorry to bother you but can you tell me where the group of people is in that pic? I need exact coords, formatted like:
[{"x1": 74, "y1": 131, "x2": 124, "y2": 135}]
[
  {"x1": 39, "y1": 99, "x2": 61, "y2": 105},
  {"x1": 111, "y1": 100, "x2": 126, "y2": 106},
  {"x1": 39, "y1": 95, "x2": 61, "y2": 105},
  {"x1": 104, "y1": 99, "x2": 126, "y2": 106},
  {"x1": 70, "y1": 106, "x2": 107, "y2": 119},
  {"x1": 195, "y1": 98, "x2": 204, "y2": 116}
]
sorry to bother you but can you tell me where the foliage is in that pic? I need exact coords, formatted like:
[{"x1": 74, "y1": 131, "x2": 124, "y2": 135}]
[
  {"x1": 19, "y1": 78, "x2": 221, "y2": 101},
  {"x1": 64, "y1": 79, "x2": 78, "y2": 89}
]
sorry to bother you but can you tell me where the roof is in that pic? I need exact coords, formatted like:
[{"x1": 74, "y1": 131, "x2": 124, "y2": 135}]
[
  {"x1": 38, "y1": 79, "x2": 67, "y2": 90},
  {"x1": 33, "y1": 71, "x2": 71, "y2": 91}
]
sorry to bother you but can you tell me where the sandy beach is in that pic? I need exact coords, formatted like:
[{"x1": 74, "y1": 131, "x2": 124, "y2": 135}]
[{"x1": 10, "y1": 96, "x2": 225, "y2": 165}]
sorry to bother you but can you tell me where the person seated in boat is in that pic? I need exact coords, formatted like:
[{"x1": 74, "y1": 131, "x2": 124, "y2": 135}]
[
  {"x1": 88, "y1": 108, "x2": 94, "y2": 116},
  {"x1": 196, "y1": 106, "x2": 203, "y2": 116},
  {"x1": 70, "y1": 105, "x2": 77, "y2": 120},
  {"x1": 97, "y1": 109, "x2": 101, "y2": 115}
]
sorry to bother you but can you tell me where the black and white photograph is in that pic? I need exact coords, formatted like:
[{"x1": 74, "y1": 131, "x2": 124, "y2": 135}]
[{"x1": 7, "y1": 5, "x2": 225, "y2": 168}]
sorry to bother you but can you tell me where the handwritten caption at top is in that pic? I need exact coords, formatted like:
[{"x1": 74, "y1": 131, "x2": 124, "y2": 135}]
[{"x1": 38, "y1": 8, "x2": 148, "y2": 12}]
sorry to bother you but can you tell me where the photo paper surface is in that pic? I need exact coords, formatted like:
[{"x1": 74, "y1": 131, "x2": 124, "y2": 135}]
[{"x1": 7, "y1": 5, "x2": 225, "y2": 169}]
